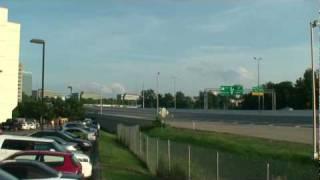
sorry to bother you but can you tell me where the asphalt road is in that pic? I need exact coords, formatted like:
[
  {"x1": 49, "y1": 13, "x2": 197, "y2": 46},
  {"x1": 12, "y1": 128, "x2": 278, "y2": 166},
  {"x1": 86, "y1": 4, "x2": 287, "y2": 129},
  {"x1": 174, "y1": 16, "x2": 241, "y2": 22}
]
[{"x1": 87, "y1": 106, "x2": 313, "y2": 127}]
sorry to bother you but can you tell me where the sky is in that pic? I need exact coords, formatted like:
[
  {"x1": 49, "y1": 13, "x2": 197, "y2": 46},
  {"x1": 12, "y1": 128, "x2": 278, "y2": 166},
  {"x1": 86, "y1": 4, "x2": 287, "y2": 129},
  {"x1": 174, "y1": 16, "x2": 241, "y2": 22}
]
[{"x1": 1, "y1": 0, "x2": 319, "y2": 97}]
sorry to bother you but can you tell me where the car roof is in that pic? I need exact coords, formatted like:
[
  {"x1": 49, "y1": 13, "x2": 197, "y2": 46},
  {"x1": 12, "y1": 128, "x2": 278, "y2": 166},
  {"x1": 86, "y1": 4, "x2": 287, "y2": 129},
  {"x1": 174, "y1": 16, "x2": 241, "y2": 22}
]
[
  {"x1": 0, "y1": 135, "x2": 54, "y2": 142},
  {"x1": 10, "y1": 150, "x2": 72, "y2": 157}
]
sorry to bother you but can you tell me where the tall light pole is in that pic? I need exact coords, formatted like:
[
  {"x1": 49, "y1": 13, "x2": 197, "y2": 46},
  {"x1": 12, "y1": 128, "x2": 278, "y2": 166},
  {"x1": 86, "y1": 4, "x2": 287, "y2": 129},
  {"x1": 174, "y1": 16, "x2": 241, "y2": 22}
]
[
  {"x1": 142, "y1": 82, "x2": 145, "y2": 109},
  {"x1": 253, "y1": 57, "x2": 262, "y2": 111},
  {"x1": 156, "y1": 72, "x2": 160, "y2": 116},
  {"x1": 310, "y1": 20, "x2": 320, "y2": 160},
  {"x1": 30, "y1": 38, "x2": 45, "y2": 129},
  {"x1": 100, "y1": 89, "x2": 103, "y2": 115},
  {"x1": 172, "y1": 76, "x2": 177, "y2": 109}
]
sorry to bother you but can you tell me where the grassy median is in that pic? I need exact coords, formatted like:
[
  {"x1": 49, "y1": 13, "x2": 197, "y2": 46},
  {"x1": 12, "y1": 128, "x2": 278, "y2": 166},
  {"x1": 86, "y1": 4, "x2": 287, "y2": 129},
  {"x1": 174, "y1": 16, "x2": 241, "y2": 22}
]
[
  {"x1": 144, "y1": 126, "x2": 313, "y2": 164},
  {"x1": 99, "y1": 131, "x2": 155, "y2": 180}
]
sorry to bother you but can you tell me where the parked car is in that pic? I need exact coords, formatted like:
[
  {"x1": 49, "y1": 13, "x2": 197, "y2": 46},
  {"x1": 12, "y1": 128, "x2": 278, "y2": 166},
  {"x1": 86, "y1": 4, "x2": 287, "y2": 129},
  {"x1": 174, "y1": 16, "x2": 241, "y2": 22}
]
[
  {"x1": 27, "y1": 121, "x2": 37, "y2": 130},
  {"x1": 63, "y1": 122, "x2": 98, "y2": 135},
  {"x1": 0, "y1": 159, "x2": 82, "y2": 180},
  {"x1": 6, "y1": 151, "x2": 82, "y2": 176},
  {"x1": 43, "y1": 136, "x2": 78, "y2": 152},
  {"x1": 62, "y1": 128, "x2": 96, "y2": 141},
  {"x1": 0, "y1": 135, "x2": 92, "y2": 178},
  {"x1": 1, "y1": 119, "x2": 20, "y2": 131},
  {"x1": 20, "y1": 122, "x2": 30, "y2": 130},
  {"x1": 30, "y1": 130, "x2": 92, "y2": 151}
]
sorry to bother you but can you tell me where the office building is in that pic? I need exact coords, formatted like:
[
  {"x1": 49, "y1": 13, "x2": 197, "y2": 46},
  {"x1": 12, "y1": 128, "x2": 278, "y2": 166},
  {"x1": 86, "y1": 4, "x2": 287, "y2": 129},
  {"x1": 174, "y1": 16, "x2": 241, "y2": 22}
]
[
  {"x1": 0, "y1": 7, "x2": 21, "y2": 123},
  {"x1": 22, "y1": 71, "x2": 32, "y2": 96}
]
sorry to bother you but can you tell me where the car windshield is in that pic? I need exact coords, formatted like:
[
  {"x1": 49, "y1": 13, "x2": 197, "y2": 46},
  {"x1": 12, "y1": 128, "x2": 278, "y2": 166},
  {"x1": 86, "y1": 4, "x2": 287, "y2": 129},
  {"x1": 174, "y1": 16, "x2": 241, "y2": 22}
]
[
  {"x1": 63, "y1": 131, "x2": 78, "y2": 139},
  {"x1": 46, "y1": 136, "x2": 67, "y2": 145},
  {"x1": 52, "y1": 141, "x2": 67, "y2": 152}
]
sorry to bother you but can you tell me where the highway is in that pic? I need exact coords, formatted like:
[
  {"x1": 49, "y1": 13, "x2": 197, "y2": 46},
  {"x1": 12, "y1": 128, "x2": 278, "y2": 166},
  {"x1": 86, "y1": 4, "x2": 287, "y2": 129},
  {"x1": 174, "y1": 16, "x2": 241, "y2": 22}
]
[
  {"x1": 87, "y1": 106, "x2": 313, "y2": 127},
  {"x1": 87, "y1": 106, "x2": 314, "y2": 144}
]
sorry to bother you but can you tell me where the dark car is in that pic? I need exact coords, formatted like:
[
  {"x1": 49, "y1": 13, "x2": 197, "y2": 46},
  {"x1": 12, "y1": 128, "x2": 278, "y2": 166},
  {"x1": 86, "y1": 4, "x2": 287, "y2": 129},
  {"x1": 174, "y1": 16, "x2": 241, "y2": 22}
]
[
  {"x1": 0, "y1": 159, "x2": 82, "y2": 180},
  {"x1": 30, "y1": 130, "x2": 92, "y2": 151}
]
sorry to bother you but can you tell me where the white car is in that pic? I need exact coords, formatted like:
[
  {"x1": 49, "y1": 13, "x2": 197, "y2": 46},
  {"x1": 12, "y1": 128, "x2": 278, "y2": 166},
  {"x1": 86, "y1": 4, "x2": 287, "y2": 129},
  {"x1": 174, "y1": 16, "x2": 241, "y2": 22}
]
[
  {"x1": 20, "y1": 122, "x2": 29, "y2": 130},
  {"x1": 28, "y1": 122, "x2": 36, "y2": 130},
  {"x1": 0, "y1": 135, "x2": 92, "y2": 178}
]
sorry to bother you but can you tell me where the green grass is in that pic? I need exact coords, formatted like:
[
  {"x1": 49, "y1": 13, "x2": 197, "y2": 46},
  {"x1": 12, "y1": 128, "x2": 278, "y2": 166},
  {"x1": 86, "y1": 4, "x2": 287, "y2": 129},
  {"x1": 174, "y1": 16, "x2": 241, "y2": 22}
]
[
  {"x1": 99, "y1": 131, "x2": 155, "y2": 180},
  {"x1": 144, "y1": 127, "x2": 313, "y2": 164}
]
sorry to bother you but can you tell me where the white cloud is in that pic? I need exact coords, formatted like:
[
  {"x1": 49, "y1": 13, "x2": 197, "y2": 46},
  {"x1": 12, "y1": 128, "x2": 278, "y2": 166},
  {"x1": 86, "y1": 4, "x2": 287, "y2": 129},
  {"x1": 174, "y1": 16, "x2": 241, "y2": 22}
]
[{"x1": 75, "y1": 82, "x2": 126, "y2": 95}]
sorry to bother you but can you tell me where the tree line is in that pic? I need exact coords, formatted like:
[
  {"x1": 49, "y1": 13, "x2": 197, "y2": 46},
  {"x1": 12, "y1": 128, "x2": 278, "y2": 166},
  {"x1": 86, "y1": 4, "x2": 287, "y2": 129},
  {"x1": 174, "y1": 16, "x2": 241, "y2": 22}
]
[{"x1": 137, "y1": 69, "x2": 316, "y2": 110}]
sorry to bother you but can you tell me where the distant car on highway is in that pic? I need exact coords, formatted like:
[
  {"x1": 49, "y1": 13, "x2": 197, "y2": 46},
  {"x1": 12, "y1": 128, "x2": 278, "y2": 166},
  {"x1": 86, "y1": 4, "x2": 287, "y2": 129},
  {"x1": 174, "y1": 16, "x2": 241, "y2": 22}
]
[
  {"x1": 6, "y1": 151, "x2": 83, "y2": 176},
  {"x1": 0, "y1": 159, "x2": 81, "y2": 180}
]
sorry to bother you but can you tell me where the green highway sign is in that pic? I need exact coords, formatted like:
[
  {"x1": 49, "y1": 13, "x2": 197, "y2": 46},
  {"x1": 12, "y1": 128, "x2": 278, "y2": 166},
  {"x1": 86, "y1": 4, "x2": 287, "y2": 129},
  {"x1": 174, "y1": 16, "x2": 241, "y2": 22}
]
[
  {"x1": 252, "y1": 86, "x2": 264, "y2": 96},
  {"x1": 219, "y1": 85, "x2": 244, "y2": 96},
  {"x1": 232, "y1": 85, "x2": 244, "y2": 95},
  {"x1": 219, "y1": 86, "x2": 232, "y2": 96}
]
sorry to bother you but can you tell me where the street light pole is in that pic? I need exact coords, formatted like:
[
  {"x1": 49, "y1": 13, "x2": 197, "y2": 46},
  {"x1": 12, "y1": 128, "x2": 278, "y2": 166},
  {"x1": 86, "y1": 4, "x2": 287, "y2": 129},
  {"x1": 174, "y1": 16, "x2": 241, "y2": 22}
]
[
  {"x1": 172, "y1": 76, "x2": 177, "y2": 109},
  {"x1": 100, "y1": 89, "x2": 103, "y2": 115},
  {"x1": 142, "y1": 83, "x2": 145, "y2": 109},
  {"x1": 310, "y1": 20, "x2": 319, "y2": 160},
  {"x1": 156, "y1": 72, "x2": 160, "y2": 116},
  {"x1": 30, "y1": 39, "x2": 45, "y2": 130},
  {"x1": 253, "y1": 57, "x2": 262, "y2": 111}
]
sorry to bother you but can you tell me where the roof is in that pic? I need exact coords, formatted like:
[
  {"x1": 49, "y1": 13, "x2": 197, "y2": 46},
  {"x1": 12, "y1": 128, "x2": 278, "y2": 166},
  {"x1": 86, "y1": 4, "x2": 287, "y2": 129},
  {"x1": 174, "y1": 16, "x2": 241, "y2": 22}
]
[
  {"x1": 8, "y1": 150, "x2": 72, "y2": 157},
  {"x1": 0, "y1": 135, "x2": 54, "y2": 142}
]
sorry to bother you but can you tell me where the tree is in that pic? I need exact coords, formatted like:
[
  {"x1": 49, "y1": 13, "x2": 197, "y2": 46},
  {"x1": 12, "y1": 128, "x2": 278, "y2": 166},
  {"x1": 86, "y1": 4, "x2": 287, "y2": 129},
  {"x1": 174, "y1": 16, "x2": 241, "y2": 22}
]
[{"x1": 138, "y1": 89, "x2": 156, "y2": 108}]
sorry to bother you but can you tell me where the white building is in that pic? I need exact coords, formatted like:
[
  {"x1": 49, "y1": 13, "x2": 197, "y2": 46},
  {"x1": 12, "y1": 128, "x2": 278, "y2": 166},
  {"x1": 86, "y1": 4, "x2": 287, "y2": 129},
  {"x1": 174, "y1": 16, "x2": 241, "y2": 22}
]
[{"x1": 0, "y1": 7, "x2": 21, "y2": 123}]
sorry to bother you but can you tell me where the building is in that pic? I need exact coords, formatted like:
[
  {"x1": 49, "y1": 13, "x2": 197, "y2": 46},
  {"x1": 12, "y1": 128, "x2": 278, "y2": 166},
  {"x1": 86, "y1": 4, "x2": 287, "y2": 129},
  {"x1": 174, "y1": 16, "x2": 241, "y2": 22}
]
[
  {"x1": 81, "y1": 92, "x2": 101, "y2": 100},
  {"x1": 0, "y1": 7, "x2": 21, "y2": 123},
  {"x1": 22, "y1": 71, "x2": 32, "y2": 96},
  {"x1": 18, "y1": 63, "x2": 23, "y2": 102},
  {"x1": 34, "y1": 89, "x2": 63, "y2": 99}
]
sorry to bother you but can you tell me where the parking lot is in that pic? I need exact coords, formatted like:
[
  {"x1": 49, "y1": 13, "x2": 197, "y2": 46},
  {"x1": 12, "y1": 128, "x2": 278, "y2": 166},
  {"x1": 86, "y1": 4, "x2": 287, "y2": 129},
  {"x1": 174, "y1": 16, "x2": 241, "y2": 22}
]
[{"x1": 0, "y1": 118, "x2": 100, "y2": 180}]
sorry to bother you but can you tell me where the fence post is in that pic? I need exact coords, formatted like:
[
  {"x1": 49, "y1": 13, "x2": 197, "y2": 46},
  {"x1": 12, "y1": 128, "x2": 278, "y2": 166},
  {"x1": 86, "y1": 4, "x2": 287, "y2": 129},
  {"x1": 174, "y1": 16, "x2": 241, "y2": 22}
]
[
  {"x1": 139, "y1": 132, "x2": 142, "y2": 156},
  {"x1": 267, "y1": 162, "x2": 270, "y2": 180},
  {"x1": 168, "y1": 139, "x2": 171, "y2": 173},
  {"x1": 157, "y1": 139, "x2": 159, "y2": 170},
  {"x1": 188, "y1": 145, "x2": 191, "y2": 180},
  {"x1": 217, "y1": 151, "x2": 219, "y2": 180},
  {"x1": 146, "y1": 136, "x2": 149, "y2": 165},
  {"x1": 192, "y1": 121, "x2": 195, "y2": 130}
]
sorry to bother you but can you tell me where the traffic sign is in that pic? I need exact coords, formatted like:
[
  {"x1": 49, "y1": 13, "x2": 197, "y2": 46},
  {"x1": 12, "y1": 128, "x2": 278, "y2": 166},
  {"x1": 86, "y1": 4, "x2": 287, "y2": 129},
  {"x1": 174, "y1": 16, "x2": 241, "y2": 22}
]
[
  {"x1": 232, "y1": 85, "x2": 244, "y2": 95},
  {"x1": 252, "y1": 86, "x2": 264, "y2": 96},
  {"x1": 219, "y1": 86, "x2": 233, "y2": 96}
]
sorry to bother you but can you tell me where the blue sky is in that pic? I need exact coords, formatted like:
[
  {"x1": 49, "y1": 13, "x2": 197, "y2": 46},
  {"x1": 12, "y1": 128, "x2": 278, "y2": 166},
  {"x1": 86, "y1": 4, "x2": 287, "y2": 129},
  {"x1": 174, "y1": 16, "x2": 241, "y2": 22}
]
[{"x1": 1, "y1": 0, "x2": 319, "y2": 96}]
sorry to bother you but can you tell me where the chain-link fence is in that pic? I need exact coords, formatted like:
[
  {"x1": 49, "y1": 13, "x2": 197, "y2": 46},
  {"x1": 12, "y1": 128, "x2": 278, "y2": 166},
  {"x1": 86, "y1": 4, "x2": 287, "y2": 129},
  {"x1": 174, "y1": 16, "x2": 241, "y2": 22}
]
[{"x1": 117, "y1": 124, "x2": 318, "y2": 180}]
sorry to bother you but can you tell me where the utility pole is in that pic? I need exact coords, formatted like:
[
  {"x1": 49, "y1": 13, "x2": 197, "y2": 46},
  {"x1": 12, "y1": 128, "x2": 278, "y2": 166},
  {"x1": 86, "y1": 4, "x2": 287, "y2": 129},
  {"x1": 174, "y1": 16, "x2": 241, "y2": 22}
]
[
  {"x1": 156, "y1": 72, "x2": 160, "y2": 116},
  {"x1": 142, "y1": 83, "x2": 145, "y2": 109},
  {"x1": 253, "y1": 57, "x2": 262, "y2": 111}
]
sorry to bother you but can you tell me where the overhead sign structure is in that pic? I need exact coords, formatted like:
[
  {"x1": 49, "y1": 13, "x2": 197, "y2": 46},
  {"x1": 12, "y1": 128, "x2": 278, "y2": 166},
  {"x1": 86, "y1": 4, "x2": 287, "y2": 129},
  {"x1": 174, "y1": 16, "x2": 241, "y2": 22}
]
[{"x1": 252, "y1": 86, "x2": 264, "y2": 96}]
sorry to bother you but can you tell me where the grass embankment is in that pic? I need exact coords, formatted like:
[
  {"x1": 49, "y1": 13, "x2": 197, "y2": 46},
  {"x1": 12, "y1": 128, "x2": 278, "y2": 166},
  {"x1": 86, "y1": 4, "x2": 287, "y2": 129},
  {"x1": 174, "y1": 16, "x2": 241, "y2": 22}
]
[
  {"x1": 144, "y1": 127, "x2": 313, "y2": 164},
  {"x1": 99, "y1": 131, "x2": 155, "y2": 180}
]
